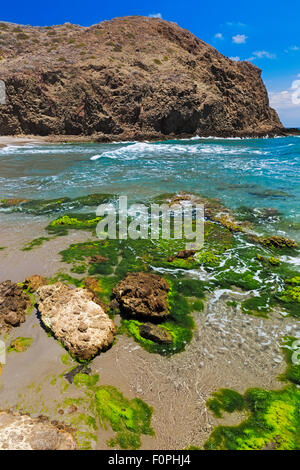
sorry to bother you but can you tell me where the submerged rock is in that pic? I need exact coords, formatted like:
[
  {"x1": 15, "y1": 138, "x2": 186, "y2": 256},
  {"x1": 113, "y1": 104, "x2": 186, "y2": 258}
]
[
  {"x1": 113, "y1": 272, "x2": 170, "y2": 319},
  {"x1": 167, "y1": 250, "x2": 196, "y2": 262},
  {"x1": 89, "y1": 255, "x2": 109, "y2": 264},
  {"x1": 37, "y1": 283, "x2": 116, "y2": 360},
  {"x1": 139, "y1": 323, "x2": 173, "y2": 344},
  {"x1": 64, "y1": 365, "x2": 92, "y2": 384},
  {"x1": 251, "y1": 235, "x2": 298, "y2": 249},
  {"x1": 0, "y1": 281, "x2": 30, "y2": 331},
  {"x1": 0, "y1": 411, "x2": 77, "y2": 450}
]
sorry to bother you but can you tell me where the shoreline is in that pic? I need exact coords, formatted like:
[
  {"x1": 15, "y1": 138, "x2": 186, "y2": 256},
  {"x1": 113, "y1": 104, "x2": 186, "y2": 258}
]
[{"x1": 0, "y1": 127, "x2": 299, "y2": 148}]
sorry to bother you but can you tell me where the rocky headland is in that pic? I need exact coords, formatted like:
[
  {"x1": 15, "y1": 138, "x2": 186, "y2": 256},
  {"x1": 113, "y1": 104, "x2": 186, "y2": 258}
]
[{"x1": 0, "y1": 16, "x2": 296, "y2": 140}]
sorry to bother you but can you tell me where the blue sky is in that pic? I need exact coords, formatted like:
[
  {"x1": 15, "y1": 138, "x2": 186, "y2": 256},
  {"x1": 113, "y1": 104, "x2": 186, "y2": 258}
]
[{"x1": 1, "y1": 0, "x2": 299, "y2": 126}]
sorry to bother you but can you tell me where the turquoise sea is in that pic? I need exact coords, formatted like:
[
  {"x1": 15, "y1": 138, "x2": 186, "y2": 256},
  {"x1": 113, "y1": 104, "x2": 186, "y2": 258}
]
[{"x1": 0, "y1": 135, "x2": 299, "y2": 241}]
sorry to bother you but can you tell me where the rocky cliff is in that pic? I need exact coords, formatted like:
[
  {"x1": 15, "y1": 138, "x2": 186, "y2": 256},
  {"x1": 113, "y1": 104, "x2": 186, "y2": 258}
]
[{"x1": 0, "y1": 16, "x2": 286, "y2": 139}]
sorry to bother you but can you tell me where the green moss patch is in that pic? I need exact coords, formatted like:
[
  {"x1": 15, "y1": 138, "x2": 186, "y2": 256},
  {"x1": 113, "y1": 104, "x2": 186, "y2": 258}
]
[
  {"x1": 21, "y1": 236, "x2": 52, "y2": 251},
  {"x1": 7, "y1": 337, "x2": 33, "y2": 353},
  {"x1": 204, "y1": 335, "x2": 300, "y2": 450},
  {"x1": 205, "y1": 386, "x2": 300, "y2": 450},
  {"x1": 280, "y1": 336, "x2": 300, "y2": 385},
  {"x1": 46, "y1": 213, "x2": 102, "y2": 235},
  {"x1": 65, "y1": 372, "x2": 154, "y2": 450},
  {"x1": 277, "y1": 276, "x2": 300, "y2": 317},
  {"x1": 207, "y1": 389, "x2": 244, "y2": 418}
]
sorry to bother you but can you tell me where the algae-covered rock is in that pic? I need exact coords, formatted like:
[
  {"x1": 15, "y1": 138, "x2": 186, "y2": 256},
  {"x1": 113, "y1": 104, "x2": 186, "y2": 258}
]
[
  {"x1": 7, "y1": 337, "x2": 33, "y2": 353},
  {"x1": 251, "y1": 235, "x2": 298, "y2": 249},
  {"x1": 37, "y1": 282, "x2": 116, "y2": 360},
  {"x1": 0, "y1": 411, "x2": 77, "y2": 450},
  {"x1": 0, "y1": 280, "x2": 30, "y2": 331},
  {"x1": 24, "y1": 274, "x2": 48, "y2": 292},
  {"x1": 113, "y1": 272, "x2": 170, "y2": 319},
  {"x1": 139, "y1": 323, "x2": 173, "y2": 344},
  {"x1": 167, "y1": 249, "x2": 196, "y2": 262}
]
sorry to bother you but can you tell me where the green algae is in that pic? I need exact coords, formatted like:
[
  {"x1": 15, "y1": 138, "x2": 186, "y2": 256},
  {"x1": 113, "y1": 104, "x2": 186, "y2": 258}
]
[
  {"x1": 46, "y1": 213, "x2": 102, "y2": 235},
  {"x1": 252, "y1": 235, "x2": 298, "y2": 250},
  {"x1": 226, "y1": 300, "x2": 238, "y2": 308},
  {"x1": 70, "y1": 263, "x2": 88, "y2": 274},
  {"x1": 0, "y1": 193, "x2": 114, "y2": 215},
  {"x1": 21, "y1": 236, "x2": 52, "y2": 251},
  {"x1": 241, "y1": 293, "x2": 274, "y2": 318},
  {"x1": 204, "y1": 386, "x2": 300, "y2": 450},
  {"x1": 73, "y1": 373, "x2": 100, "y2": 388},
  {"x1": 94, "y1": 386, "x2": 154, "y2": 449},
  {"x1": 269, "y1": 257, "x2": 280, "y2": 266},
  {"x1": 207, "y1": 389, "x2": 244, "y2": 418},
  {"x1": 7, "y1": 337, "x2": 33, "y2": 353},
  {"x1": 280, "y1": 336, "x2": 300, "y2": 385},
  {"x1": 44, "y1": 192, "x2": 299, "y2": 361},
  {"x1": 61, "y1": 352, "x2": 74, "y2": 366},
  {"x1": 204, "y1": 335, "x2": 300, "y2": 450},
  {"x1": 192, "y1": 299, "x2": 205, "y2": 311},
  {"x1": 119, "y1": 279, "x2": 197, "y2": 355},
  {"x1": 120, "y1": 319, "x2": 192, "y2": 355},
  {"x1": 277, "y1": 276, "x2": 300, "y2": 317},
  {"x1": 64, "y1": 372, "x2": 154, "y2": 449},
  {"x1": 51, "y1": 204, "x2": 299, "y2": 358},
  {"x1": 49, "y1": 273, "x2": 84, "y2": 287}
]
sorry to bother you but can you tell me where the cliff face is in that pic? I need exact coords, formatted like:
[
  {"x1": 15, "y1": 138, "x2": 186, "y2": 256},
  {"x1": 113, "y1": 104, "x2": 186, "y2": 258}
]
[{"x1": 0, "y1": 16, "x2": 283, "y2": 139}]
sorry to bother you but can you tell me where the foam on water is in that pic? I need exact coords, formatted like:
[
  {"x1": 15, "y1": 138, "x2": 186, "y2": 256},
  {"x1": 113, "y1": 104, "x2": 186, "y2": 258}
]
[{"x1": 0, "y1": 135, "x2": 299, "y2": 237}]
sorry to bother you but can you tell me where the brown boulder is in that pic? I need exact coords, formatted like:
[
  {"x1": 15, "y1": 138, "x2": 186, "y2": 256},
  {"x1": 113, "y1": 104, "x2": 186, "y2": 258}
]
[
  {"x1": 0, "y1": 281, "x2": 30, "y2": 331},
  {"x1": 37, "y1": 283, "x2": 115, "y2": 360},
  {"x1": 139, "y1": 323, "x2": 173, "y2": 344},
  {"x1": 113, "y1": 272, "x2": 170, "y2": 319}
]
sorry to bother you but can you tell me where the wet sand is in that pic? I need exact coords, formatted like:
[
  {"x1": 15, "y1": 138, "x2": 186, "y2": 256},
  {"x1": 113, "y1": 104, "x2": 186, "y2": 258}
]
[
  {"x1": 0, "y1": 215, "x2": 95, "y2": 282},
  {"x1": 0, "y1": 136, "x2": 48, "y2": 148}
]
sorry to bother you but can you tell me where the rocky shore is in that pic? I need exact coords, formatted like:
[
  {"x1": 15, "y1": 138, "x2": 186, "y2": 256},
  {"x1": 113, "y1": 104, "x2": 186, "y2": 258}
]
[{"x1": 0, "y1": 191, "x2": 299, "y2": 449}]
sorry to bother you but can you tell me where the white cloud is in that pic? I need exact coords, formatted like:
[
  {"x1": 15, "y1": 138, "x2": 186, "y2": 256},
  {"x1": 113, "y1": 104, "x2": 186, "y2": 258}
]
[
  {"x1": 284, "y1": 45, "x2": 299, "y2": 53},
  {"x1": 269, "y1": 77, "x2": 300, "y2": 126},
  {"x1": 229, "y1": 56, "x2": 240, "y2": 61},
  {"x1": 227, "y1": 21, "x2": 246, "y2": 27},
  {"x1": 148, "y1": 13, "x2": 162, "y2": 19},
  {"x1": 269, "y1": 78, "x2": 300, "y2": 109},
  {"x1": 252, "y1": 50, "x2": 276, "y2": 59},
  {"x1": 232, "y1": 34, "x2": 247, "y2": 44},
  {"x1": 214, "y1": 33, "x2": 224, "y2": 40}
]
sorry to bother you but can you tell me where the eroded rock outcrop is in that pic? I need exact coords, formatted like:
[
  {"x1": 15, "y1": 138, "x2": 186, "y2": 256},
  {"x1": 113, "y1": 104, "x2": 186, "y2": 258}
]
[
  {"x1": 0, "y1": 411, "x2": 77, "y2": 450},
  {"x1": 0, "y1": 280, "x2": 30, "y2": 331},
  {"x1": 0, "y1": 17, "x2": 286, "y2": 139},
  {"x1": 37, "y1": 282, "x2": 115, "y2": 360},
  {"x1": 113, "y1": 272, "x2": 170, "y2": 319}
]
